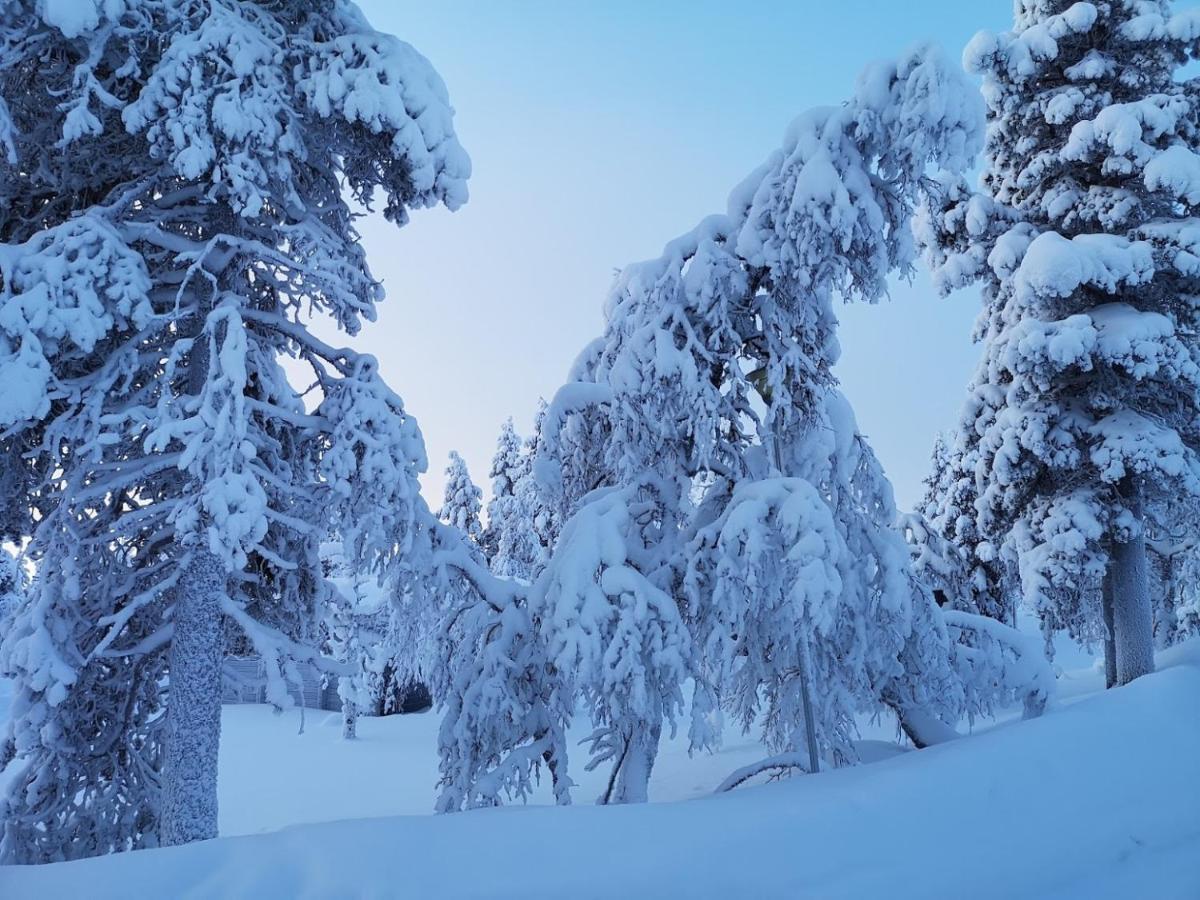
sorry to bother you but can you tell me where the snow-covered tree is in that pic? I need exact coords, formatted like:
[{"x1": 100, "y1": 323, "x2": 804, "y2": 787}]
[
  {"x1": 421, "y1": 507, "x2": 573, "y2": 811},
  {"x1": 904, "y1": 434, "x2": 1015, "y2": 623},
  {"x1": 0, "y1": 547, "x2": 21, "y2": 625},
  {"x1": 1165, "y1": 552, "x2": 1200, "y2": 641},
  {"x1": 0, "y1": 1, "x2": 467, "y2": 862},
  {"x1": 434, "y1": 579, "x2": 572, "y2": 812},
  {"x1": 483, "y1": 417, "x2": 546, "y2": 580},
  {"x1": 439, "y1": 451, "x2": 483, "y2": 547},
  {"x1": 473, "y1": 44, "x2": 992, "y2": 798},
  {"x1": 482, "y1": 419, "x2": 522, "y2": 562},
  {"x1": 532, "y1": 480, "x2": 692, "y2": 803},
  {"x1": 521, "y1": 398, "x2": 563, "y2": 567},
  {"x1": 1146, "y1": 515, "x2": 1200, "y2": 648},
  {"x1": 917, "y1": 0, "x2": 1200, "y2": 685},
  {"x1": 322, "y1": 542, "x2": 395, "y2": 740},
  {"x1": 0, "y1": 547, "x2": 24, "y2": 770}
]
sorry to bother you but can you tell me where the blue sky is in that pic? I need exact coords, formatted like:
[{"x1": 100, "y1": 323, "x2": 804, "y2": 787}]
[{"x1": 349, "y1": 1, "x2": 1016, "y2": 510}]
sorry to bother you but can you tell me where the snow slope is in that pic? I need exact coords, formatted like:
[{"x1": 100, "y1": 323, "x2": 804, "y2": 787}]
[{"x1": 4, "y1": 643, "x2": 1198, "y2": 899}]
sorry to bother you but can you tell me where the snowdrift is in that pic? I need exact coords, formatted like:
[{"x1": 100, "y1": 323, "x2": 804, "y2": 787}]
[{"x1": 4, "y1": 648, "x2": 1200, "y2": 900}]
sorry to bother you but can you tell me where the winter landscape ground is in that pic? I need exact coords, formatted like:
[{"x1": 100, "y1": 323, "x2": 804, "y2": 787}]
[
  {"x1": 3, "y1": 638, "x2": 1199, "y2": 898},
  {"x1": 3, "y1": 0, "x2": 1200, "y2": 897}
]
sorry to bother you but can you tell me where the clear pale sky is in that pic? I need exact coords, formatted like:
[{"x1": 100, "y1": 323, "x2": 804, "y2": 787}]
[{"x1": 345, "y1": 1, "x2": 1015, "y2": 511}]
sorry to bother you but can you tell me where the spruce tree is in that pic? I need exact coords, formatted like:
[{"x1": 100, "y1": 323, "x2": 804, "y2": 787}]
[
  {"x1": 482, "y1": 418, "x2": 524, "y2": 564},
  {"x1": 918, "y1": 0, "x2": 1200, "y2": 684},
  {"x1": 440, "y1": 451, "x2": 484, "y2": 548}
]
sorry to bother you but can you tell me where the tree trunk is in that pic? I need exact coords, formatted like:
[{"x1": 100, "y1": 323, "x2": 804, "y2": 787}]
[
  {"x1": 341, "y1": 685, "x2": 357, "y2": 741},
  {"x1": 610, "y1": 723, "x2": 661, "y2": 804},
  {"x1": 1101, "y1": 571, "x2": 1117, "y2": 690},
  {"x1": 1110, "y1": 478, "x2": 1155, "y2": 686},
  {"x1": 796, "y1": 629, "x2": 821, "y2": 774},
  {"x1": 160, "y1": 548, "x2": 226, "y2": 846}
]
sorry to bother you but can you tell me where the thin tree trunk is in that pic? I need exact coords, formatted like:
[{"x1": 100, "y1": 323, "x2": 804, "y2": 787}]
[
  {"x1": 796, "y1": 629, "x2": 821, "y2": 774},
  {"x1": 160, "y1": 548, "x2": 226, "y2": 846},
  {"x1": 341, "y1": 684, "x2": 357, "y2": 740},
  {"x1": 1110, "y1": 477, "x2": 1155, "y2": 685},
  {"x1": 1101, "y1": 570, "x2": 1117, "y2": 690}
]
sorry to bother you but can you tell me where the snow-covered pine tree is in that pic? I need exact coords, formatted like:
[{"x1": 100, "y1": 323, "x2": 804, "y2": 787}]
[
  {"x1": 905, "y1": 434, "x2": 1015, "y2": 623},
  {"x1": 519, "y1": 399, "x2": 562, "y2": 574},
  {"x1": 918, "y1": 0, "x2": 1200, "y2": 685},
  {"x1": 0, "y1": 1, "x2": 467, "y2": 861},
  {"x1": 440, "y1": 451, "x2": 484, "y2": 548},
  {"x1": 482, "y1": 418, "x2": 523, "y2": 563},
  {"x1": 483, "y1": 417, "x2": 546, "y2": 580},
  {"x1": 1145, "y1": 508, "x2": 1200, "y2": 647}
]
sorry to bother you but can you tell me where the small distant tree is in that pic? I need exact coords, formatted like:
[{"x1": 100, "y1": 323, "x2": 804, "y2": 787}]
[
  {"x1": 440, "y1": 451, "x2": 484, "y2": 547},
  {"x1": 482, "y1": 419, "x2": 524, "y2": 564}
]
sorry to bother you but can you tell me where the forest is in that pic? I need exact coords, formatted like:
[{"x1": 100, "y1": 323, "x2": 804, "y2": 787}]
[{"x1": 0, "y1": 1, "x2": 1198, "y2": 898}]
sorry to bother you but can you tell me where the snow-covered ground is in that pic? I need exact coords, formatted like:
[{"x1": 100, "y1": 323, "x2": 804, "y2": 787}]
[
  {"x1": 0, "y1": 682, "x2": 908, "y2": 839},
  {"x1": 3, "y1": 640, "x2": 1198, "y2": 899}
]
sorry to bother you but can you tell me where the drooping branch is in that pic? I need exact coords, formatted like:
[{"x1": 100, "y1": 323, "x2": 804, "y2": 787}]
[{"x1": 714, "y1": 752, "x2": 812, "y2": 794}]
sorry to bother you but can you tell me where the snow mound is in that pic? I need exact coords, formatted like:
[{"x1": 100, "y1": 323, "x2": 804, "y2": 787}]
[{"x1": 5, "y1": 646, "x2": 1199, "y2": 899}]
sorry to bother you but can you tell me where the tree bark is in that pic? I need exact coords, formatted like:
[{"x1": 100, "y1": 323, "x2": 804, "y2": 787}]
[
  {"x1": 1110, "y1": 478, "x2": 1155, "y2": 686},
  {"x1": 1101, "y1": 571, "x2": 1117, "y2": 690},
  {"x1": 159, "y1": 548, "x2": 226, "y2": 846}
]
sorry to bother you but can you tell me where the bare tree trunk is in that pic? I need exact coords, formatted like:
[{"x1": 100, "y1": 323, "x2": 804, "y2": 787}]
[
  {"x1": 796, "y1": 629, "x2": 821, "y2": 774},
  {"x1": 1101, "y1": 571, "x2": 1117, "y2": 690},
  {"x1": 1110, "y1": 478, "x2": 1155, "y2": 686},
  {"x1": 341, "y1": 686, "x2": 357, "y2": 740},
  {"x1": 160, "y1": 548, "x2": 225, "y2": 846}
]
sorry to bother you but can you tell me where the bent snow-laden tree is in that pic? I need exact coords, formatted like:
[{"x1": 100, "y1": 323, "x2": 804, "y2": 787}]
[
  {"x1": 0, "y1": 1, "x2": 468, "y2": 862},
  {"x1": 917, "y1": 0, "x2": 1200, "y2": 686},
  {"x1": 435, "y1": 44, "x2": 1049, "y2": 808}
]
